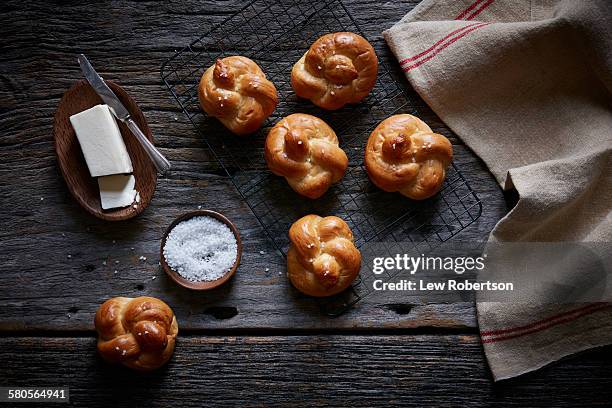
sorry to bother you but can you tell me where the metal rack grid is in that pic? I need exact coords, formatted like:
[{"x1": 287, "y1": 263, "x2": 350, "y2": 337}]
[{"x1": 161, "y1": 0, "x2": 482, "y2": 316}]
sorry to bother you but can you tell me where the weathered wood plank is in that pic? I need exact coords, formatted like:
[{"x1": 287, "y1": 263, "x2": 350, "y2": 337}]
[
  {"x1": 0, "y1": 0, "x2": 508, "y2": 331},
  {"x1": 1, "y1": 335, "x2": 611, "y2": 407},
  {"x1": 0, "y1": 143, "x2": 502, "y2": 331}
]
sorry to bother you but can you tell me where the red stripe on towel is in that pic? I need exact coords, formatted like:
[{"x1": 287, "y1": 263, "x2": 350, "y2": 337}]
[
  {"x1": 399, "y1": 22, "x2": 482, "y2": 65},
  {"x1": 481, "y1": 303, "x2": 612, "y2": 344},
  {"x1": 465, "y1": 0, "x2": 495, "y2": 20},
  {"x1": 480, "y1": 303, "x2": 605, "y2": 337},
  {"x1": 398, "y1": 0, "x2": 495, "y2": 68},
  {"x1": 402, "y1": 23, "x2": 490, "y2": 72},
  {"x1": 455, "y1": 0, "x2": 488, "y2": 20}
]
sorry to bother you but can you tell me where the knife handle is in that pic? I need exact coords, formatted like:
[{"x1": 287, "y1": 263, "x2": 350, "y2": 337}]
[{"x1": 125, "y1": 118, "x2": 171, "y2": 175}]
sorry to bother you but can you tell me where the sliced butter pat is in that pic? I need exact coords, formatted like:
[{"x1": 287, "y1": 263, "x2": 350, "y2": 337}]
[
  {"x1": 98, "y1": 174, "x2": 138, "y2": 210},
  {"x1": 69, "y1": 104, "x2": 133, "y2": 177}
]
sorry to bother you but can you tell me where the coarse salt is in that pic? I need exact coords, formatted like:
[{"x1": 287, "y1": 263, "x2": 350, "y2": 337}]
[{"x1": 163, "y1": 216, "x2": 237, "y2": 282}]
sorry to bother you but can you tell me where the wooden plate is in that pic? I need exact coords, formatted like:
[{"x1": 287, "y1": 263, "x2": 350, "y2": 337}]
[
  {"x1": 160, "y1": 210, "x2": 242, "y2": 290},
  {"x1": 53, "y1": 79, "x2": 157, "y2": 221}
]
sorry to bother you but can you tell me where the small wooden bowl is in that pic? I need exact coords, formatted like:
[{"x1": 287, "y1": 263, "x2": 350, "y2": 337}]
[
  {"x1": 53, "y1": 79, "x2": 157, "y2": 221},
  {"x1": 160, "y1": 210, "x2": 242, "y2": 290}
]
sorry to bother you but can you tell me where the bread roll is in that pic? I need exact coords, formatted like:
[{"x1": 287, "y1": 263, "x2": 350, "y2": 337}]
[
  {"x1": 94, "y1": 296, "x2": 178, "y2": 371},
  {"x1": 287, "y1": 215, "x2": 361, "y2": 297},
  {"x1": 365, "y1": 114, "x2": 452, "y2": 200},
  {"x1": 198, "y1": 56, "x2": 278, "y2": 135},
  {"x1": 265, "y1": 113, "x2": 348, "y2": 199},
  {"x1": 291, "y1": 32, "x2": 378, "y2": 110}
]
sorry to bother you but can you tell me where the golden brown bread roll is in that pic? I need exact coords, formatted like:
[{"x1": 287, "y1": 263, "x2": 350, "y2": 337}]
[
  {"x1": 287, "y1": 215, "x2": 361, "y2": 297},
  {"x1": 265, "y1": 113, "x2": 348, "y2": 199},
  {"x1": 94, "y1": 296, "x2": 178, "y2": 371},
  {"x1": 291, "y1": 32, "x2": 378, "y2": 110},
  {"x1": 365, "y1": 114, "x2": 453, "y2": 200},
  {"x1": 198, "y1": 56, "x2": 278, "y2": 135}
]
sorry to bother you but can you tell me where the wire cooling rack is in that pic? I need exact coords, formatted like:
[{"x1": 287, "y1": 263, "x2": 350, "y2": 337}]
[{"x1": 161, "y1": 0, "x2": 482, "y2": 315}]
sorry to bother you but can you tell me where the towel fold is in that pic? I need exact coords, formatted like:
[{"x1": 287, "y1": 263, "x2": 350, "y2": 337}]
[{"x1": 384, "y1": 0, "x2": 612, "y2": 380}]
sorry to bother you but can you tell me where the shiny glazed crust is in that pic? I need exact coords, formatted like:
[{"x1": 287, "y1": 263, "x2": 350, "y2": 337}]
[
  {"x1": 364, "y1": 114, "x2": 453, "y2": 200},
  {"x1": 287, "y1": 215, "x2": 361, "y2": 297},
  {"x1": 198, "y1": 56, "x2": 278, "y2": 135},
  {"x1": 265, "y1": 113, "x2": 348, "y2": 199},
  {"x1": 291, "y1": 32, "x2": 378, "y2": 110},
  {"x1": 94, "y1": 296, "x2": 179, "y2": 371}
]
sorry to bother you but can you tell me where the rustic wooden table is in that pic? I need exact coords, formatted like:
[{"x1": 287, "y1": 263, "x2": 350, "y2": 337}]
[{"x1": 1, "y1": 1, "x2": 611, "y2": 406}]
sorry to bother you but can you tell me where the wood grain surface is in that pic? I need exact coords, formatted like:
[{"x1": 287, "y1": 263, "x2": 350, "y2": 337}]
[
  {"x1": 0, "y1": 0, "x2": 506, "y2": 332},
  {"x1": 1, "y1": 335, "x2": 612, "y2": 407},
  {"x1": 1, "y1": 0, "x2": 609, "y2": 406}
]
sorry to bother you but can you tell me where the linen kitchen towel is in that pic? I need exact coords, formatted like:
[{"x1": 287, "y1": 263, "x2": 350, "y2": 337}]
[{"x1": 384, "y1": 0, "x2": 612, "y2": 380}]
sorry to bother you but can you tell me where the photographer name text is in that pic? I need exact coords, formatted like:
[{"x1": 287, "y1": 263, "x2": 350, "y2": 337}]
[
  {"x1": 373, "y1": 279, "x2": 513, "y2": 291},
  {"x1": 371, "y1": 254, "x2": 514, "y2": 292}
]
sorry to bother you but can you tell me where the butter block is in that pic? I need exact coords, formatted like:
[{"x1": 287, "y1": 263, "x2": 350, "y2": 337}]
[
  {"x1": 70, "y1": 104, "x2": 133, "y2": 177},
  {"x1": 98, "y1": 174, "x2": 137, "y2": 210}
]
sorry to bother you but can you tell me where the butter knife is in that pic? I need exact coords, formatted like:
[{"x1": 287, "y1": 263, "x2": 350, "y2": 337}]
[{"x1": 78, "y1": 54, "x2": 171, "y2": 175}]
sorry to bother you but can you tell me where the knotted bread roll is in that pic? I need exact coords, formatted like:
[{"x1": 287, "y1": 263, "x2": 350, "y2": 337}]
[
  {"x1": 287, "y1": 215, "x2": 361, "y2": 297},
  {"x1": 198, "y1": 56, "x2": 278, "y2": 135},
  {"x1": 365, "y1": 114, "x2": 453, "y2": 200},
  {"x1": 265, "y1": 113, "x2": 348, "y2": 199},
  {"x1": 94, "y1": 296, "x2": 178, "y2": 371},
  {"x1": 291, "y1": 32, "x2": 378, "y2": 110}
]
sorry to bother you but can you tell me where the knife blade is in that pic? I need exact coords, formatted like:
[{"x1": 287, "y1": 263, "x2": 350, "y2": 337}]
[
  {"x1": 78, "y1": 54, "x2": 131, "y2": 121},
  {"x1": 77, "y1": 54, "x2": 171, "y2": 174}
]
